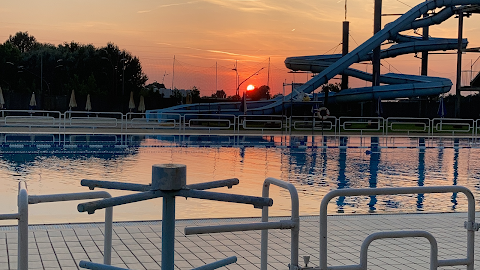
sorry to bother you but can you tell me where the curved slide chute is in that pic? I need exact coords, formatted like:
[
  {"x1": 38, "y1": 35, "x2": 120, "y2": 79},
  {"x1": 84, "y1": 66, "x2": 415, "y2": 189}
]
[{"x1": 148, "y1": 0, "x2": 479, "y2": 116}]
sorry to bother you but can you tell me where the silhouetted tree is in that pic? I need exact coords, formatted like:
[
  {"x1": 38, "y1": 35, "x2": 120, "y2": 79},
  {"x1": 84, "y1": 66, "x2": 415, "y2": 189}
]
[
  {"x1": 247, "y1": 85, "x2": 270, "y2": 101},
  {"x1": 190, "y1": 86, "x2": 201, "y2": 102},
  {"x1": 212, "y1": 90, "x2": 226, "y2": 99},
  {"x1": 7, "y1": 31, "x2": 38, "y2": 53}
]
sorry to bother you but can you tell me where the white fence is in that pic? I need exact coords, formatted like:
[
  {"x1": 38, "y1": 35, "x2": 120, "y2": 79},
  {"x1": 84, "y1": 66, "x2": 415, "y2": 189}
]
[{"x1": 3, "y1": 109, "x2": 480, "y2": 136}]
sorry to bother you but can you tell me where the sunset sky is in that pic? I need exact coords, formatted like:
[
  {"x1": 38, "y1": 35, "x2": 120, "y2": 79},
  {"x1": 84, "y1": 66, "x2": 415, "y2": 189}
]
[{"x1": 1, "y1": 0, "x2": 480, "y2": 96}]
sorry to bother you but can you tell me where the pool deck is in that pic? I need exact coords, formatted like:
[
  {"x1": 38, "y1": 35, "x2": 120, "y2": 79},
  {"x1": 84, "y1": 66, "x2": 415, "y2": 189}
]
[{"x1": 0, "y1": 212, "x2": 477, "y2": 270}]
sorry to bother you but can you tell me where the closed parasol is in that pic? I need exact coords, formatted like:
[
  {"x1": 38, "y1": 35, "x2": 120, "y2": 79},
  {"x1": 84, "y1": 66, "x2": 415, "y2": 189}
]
[
  {"x1": 0, "y1": 86, "x2": 4, "y2": 109},
  {"x1": 138, "y1": 95, "x2": 145, "y2": 113},
  {"x1": 85, "y1": 94, "x2": 92, "y2": 111},
  {"x1": 29, "y1": 92, "x2": 37, "y2": 108},
  {"x1": 69, "y1": 90, "x2": 77, "y2": 110},
  {"x1": 128, "y1": 91, "x2": 136, "y2": 112}
]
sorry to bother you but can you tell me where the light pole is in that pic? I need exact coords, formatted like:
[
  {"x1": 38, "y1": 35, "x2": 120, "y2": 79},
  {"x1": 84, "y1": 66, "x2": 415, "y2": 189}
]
[
  {"x1": 236, "y1": 67, "x2": 265, "y2": 98},
  {"x1": 101, "y1": 57, "x2": 116, "y2": 95},
  {"x1": 120, "y1": 58, "x2": 126, "y2": 96},
  {"x1": 7, "y1": 62, "x2": 51, "y2": 94}
]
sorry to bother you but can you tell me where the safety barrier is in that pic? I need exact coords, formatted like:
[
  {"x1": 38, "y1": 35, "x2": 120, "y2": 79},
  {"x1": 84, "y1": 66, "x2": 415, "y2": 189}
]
[
  {"x1": 0, "y1": 182, "x2": 114, "y2": 270},
  {"x1": 386, "y1": 117, "x2": 431, "y2": 136},
  {"x1": 316, "y1": 186, "x2": 478, "y2": 270},
  {"x1": 183, "y1": 113, "x2": 236, "y2": 133},
  {"x1": 432, "y1": 118, "x2": 475, "y2": 136},
  {"x1": 0, "y1": 110, "x2": 62, "y2": 132},
  {"x1": 4, "y1": 109, "x2": 480, "y2": 137},
  {"x1": 291, "y1": 116, "x2": 336, "y2": 134},
  {"x1": 238, "y1": 115, "x2": 288, "y2": 134},
  {"x1": 125, "y1": 112, "x2": 182, "y2": 132},
  {"x1": 338, "y1": 117, "x2": 384, "y2": 136},
  {"x1": 64, "y1": 111, "x2": 124, "y2": 134}
]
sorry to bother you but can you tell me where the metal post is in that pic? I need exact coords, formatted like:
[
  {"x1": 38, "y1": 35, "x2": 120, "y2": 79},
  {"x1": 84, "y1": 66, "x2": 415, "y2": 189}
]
[
  {"x1": 162, "y1": 192, "x2": 176, "y2": 270},
  {"x1": 421, "y1": 7, "x2": 429, "y2": 76},
  {"x1": 455, "y1": 11, "x2": 464, "y2": 117},
  {"x1": 17, "y1": 181, "x2": 28, "y2": 270},
  {"x1": 341, "y1": 21, "x2": 349, "y2": 90},
  {"x1": 104, "y1": 207, "x2": 113, "y2": 265},
  {"x1": 372, "y1": 0, "x2": 382, "y2": 87},
  {"x1": 261, "y1": 182, "x2": 270, "y2": 270}
]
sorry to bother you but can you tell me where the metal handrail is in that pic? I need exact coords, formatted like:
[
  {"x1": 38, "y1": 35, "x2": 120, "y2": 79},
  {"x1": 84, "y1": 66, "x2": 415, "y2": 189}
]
[
  {"x1": 318, "y1": 186, "x2": 477, "y2": 270},
  {"x1": 0, "y1": 182, "x2": 114, "y2": 268},
  {"x1": 261, "y1": 177, "x2": 300, "y2": 270},
  {"x1": 184, "y1": 177, "x2": 300, "y2": 270},
  {"x1": 28, "y1": 191, "x2": 113, "y2": 265}
]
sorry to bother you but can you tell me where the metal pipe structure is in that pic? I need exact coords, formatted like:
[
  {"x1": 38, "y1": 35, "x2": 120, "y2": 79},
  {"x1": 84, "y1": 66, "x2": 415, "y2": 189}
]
[
  {"x1": 78, "y1": 191, "x2": 160, "y2": 214},
  {"x1": 456, "y1": 10, "x2": 464, "y2": 117},
  {"x1": 341, "y1": 21, "x2": 349, "y2": 90},
  {"x1": 28, "y1": 191, "x2": 113, "y2": 265},
  {"x1": 186, "y1": 178, "x2": 239, "y2": 190},
  {"x1": 191, "y1": 256, "x2": 237, "y2": 270},
  {"x1": 177, "y1": 189, "x2": 273, "y2": 209},
  {"x1": 81, "y1": 179, "x2": 151, "y2": 191},
  {"x1": 184, "y1": 177, "x2": 299, "y2": 270},
  {"x1": 77, "y1": 164, "x2": 274, "y2": 270},
  {"x1": 185, "y1": 220, "x2": 296, "y2": 235},
  {"x1": 162, "y1": 192, "x2": 176, "y2": 270},
  {"x1": 359, "y1": 231, "x2": 438, "y2": 270},
  {"x1": 262, "y1": 177, "x2": 300, "y2": 270},
  {"x1": 79, "y1": 261, "x2": 129, "y2": 270},
  {"x1": 372, "y1": 0, "x2": 382, "y2": 87},
  {"x1": 318, "y1": 186, "x2": 477, "y2": 270}
]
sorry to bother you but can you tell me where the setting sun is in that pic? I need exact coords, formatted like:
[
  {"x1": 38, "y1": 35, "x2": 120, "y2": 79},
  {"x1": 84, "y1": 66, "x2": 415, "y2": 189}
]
[{"x1": 246, "y1": 84, "x2": 255, "y2": 91}]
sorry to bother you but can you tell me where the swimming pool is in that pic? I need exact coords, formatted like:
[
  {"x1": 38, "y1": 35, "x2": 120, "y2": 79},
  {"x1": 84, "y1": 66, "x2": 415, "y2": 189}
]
[{"x1": 0, "y1": 134, "x2": 478, "y2": 225}]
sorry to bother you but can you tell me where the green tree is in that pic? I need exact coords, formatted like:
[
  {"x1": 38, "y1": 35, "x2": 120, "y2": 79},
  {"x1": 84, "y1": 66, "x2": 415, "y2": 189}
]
[{"x1": 7, "y1": 31, "x2": 39, "y2": 53}]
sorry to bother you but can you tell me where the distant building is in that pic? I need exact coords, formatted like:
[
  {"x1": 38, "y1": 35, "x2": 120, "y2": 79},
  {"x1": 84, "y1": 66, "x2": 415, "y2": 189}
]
[{"x1": 145, "y1": 82, "x2": 191, "y2": 98}]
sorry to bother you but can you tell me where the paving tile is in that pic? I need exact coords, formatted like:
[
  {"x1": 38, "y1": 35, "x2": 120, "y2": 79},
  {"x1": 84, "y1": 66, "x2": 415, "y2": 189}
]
[{"x1": 1, "y1": 213, "x2": 479, "y2": 269}]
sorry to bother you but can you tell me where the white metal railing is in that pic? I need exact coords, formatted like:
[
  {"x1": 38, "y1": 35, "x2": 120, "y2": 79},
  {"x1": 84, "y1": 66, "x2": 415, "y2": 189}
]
[
  {"x1": 317, "y1": 186, "x2": 478, "y2": 270},
  {"x1": 432, "y1": 118, "x2": 475, "y2": 136},
  {"x1": 238, "y1": 115, "x2": 288, "y2": 134},
  {"x1": 184, "y1": 113, "x2": 236, "y2": 133},
  {"x1": 3, "y1": 109, "x2": 480, "y2": 137},
  {"x1": 0, "y1": 181, "x2": 114, "y2": 269},
  {"x1": 338, "y1": 117, "x2": 385, "y2": 136},
  {"x1": 126, "y1": 112, "x2": 182, "y2": 132},
  {"x1": 386, "y1": 117, "x2": 431, "y2": 136},
  {"x1": 291, "y1": 116, "x2": 336, "y2": 134},
  {"x1": 64, "y1": 111, "x2": 124, "y2": 133},
  {"x1": 1, "y1": 110, "x2": 62, "y2": 131}
]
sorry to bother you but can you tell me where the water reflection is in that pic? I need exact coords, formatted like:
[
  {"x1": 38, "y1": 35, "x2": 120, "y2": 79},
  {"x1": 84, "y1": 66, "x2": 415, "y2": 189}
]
[
  {"x1": 417, "y1": 138, "x2": 425, "y2": 211},
  {"x1": 368, "y1": 137, "x2": 380, "y2": 212},
  {"x1": 451, "y1": 138, "x2": 459, "y2": 209},
  {"x1": 0, "y1": 135, "x2": 477, "y2": 222},
  {"x1": 336, "y1": 137, "x2": 349, "y2": 212}
]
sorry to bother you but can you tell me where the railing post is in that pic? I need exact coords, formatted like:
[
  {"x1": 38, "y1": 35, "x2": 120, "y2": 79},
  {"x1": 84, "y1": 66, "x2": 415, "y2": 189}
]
[
  {"x1": 261, "y1": 182, "x2": 270, "y2": 270},
  {"x1": 17, "y1": 181, "x2": 28, "y2": 270}
]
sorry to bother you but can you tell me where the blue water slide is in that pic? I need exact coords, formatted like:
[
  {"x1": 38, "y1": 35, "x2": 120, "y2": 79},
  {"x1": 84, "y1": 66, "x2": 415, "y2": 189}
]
[{"x1": 148, "y1": 0, "x2": 479, "y2": 116}]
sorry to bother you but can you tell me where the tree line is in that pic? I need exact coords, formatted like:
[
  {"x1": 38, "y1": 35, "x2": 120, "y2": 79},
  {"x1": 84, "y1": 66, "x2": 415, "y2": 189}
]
[{"x1": 0, "y1": 31, "x2": 148, "y2": 112}]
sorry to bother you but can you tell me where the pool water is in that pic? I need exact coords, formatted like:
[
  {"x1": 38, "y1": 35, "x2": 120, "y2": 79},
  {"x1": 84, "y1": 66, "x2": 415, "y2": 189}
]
[{"x1": 0, "y1": 135, "x2": 478, "y2": 225}]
